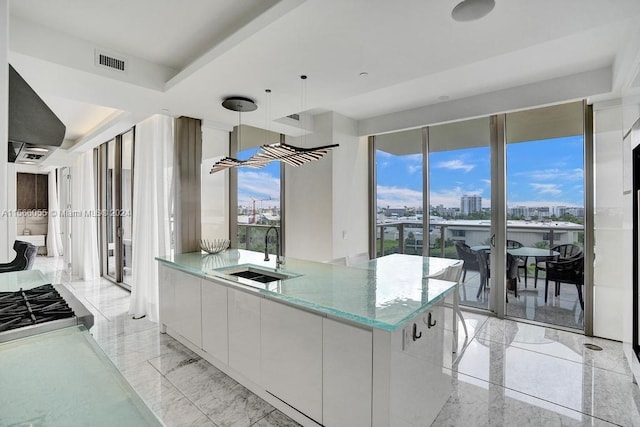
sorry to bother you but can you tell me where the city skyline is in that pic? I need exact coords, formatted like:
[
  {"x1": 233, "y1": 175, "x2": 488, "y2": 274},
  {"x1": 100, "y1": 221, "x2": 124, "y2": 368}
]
[{"x1": 377, "y1": 135, "x2": 584, "y2": 209}]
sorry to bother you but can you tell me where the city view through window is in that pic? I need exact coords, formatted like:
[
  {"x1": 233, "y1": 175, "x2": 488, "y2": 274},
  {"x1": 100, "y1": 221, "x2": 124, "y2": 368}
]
[
  {"x1": 376, "y1": 135, "x2": 585, "y2": 257},
  {"x1": 236, "y1": 147, "x2": 281, "y2": 252}
]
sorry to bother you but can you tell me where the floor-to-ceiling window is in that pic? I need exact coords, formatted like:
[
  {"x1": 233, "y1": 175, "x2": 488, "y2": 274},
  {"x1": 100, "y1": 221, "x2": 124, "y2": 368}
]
[
  {"x1": 374, "y1": 129, "x2": 423, "y2": 257},
  {"x1": 428, "y1": 118, "x2": 492, "y2": 311},
  {"x1": 370, "y1": 101, "x2": 589, "y2": 331},
  {"x1": 230, "y1": 125, "x2": 283, "y2": 255},
  {"x1": 96, "y1": 128, "x2": 135, "y2": 289},
  {"x1": 504, "y1": 102, "x2": 585, "y2": 330}
]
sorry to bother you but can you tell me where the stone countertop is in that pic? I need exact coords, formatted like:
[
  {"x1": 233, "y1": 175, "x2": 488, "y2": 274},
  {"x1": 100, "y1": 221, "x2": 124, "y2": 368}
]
[
  {"x1": 0, "y1": 326, "x2": 161, "y2": 426},
  {"x1": 157, "y1": 250, "x2": 458, "y2": 332}
]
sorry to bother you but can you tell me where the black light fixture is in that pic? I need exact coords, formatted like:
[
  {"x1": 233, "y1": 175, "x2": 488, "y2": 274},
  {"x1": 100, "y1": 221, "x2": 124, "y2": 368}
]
[
  {"x1": 210, "y1": 83, "x2": 339, "y2": 174},
  {"x1": 451, "y1": 0, "x2": 495, "y2": 22}
]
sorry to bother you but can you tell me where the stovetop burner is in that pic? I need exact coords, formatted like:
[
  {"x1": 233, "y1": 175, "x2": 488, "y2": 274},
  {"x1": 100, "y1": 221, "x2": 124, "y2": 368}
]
[{"x1": 0, "y1": 284, "x2": 75, "y2": 333}]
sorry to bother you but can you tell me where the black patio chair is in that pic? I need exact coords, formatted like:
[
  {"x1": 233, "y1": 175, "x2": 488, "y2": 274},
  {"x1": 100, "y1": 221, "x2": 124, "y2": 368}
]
[
  {"x1": 544, "y1": 255, "x2": 584, "y2": 310},
  {"x1": 0, "y1": 240, "x2": 37, "y2": 272},
  {"x1": 534, "y1": 243, "x2": 582, "y2": 284},
  {"x1": 454, "y1": 241, "x2": 480, "y2": 282}
]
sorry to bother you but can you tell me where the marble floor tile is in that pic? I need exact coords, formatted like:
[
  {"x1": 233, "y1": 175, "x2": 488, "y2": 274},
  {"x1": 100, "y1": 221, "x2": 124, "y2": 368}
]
[
  {"x1": 433, "y1": 372, "x2": 618, "y2": 426},
  {"x1": 453, "y1": 337, "x2": 640, "y2": 426},
  {"x1": 251, "y1": 409, "x2": 302, "y2": 426}
]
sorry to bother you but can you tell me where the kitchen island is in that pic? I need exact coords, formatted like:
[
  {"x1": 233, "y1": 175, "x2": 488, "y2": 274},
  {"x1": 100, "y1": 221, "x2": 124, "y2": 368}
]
[{"x1": 157, "y1": 250, "x2": 460, "y2": 427}]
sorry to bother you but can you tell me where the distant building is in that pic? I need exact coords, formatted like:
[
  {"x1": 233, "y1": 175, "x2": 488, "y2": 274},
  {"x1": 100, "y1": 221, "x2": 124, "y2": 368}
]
[{"x1": 460, "y1": 195, "x2": 482, "y2": 215}]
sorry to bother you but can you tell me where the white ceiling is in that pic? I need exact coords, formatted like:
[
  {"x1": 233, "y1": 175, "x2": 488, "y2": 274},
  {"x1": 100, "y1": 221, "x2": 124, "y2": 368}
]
[{"x1": 7, "y1": 0, "x2": 640, "y2": 166}]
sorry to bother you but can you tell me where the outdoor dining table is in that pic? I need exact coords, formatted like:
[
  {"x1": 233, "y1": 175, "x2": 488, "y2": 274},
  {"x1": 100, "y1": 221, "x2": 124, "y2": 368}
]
[{"x1": 470, "y1": 245, "x2": 560, "y2": 287}]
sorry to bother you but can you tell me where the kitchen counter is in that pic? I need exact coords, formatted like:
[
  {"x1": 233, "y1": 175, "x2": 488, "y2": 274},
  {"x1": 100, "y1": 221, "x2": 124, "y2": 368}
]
[
  {"x1": 157, "y1": 250, "x2": 460, "y2": 426},
  {"x1": 0, "y1": 326, "x2": 161, "y2": 426},
  {"x1": 156, "y1": 249, "x2": 459, "y2": 331}
]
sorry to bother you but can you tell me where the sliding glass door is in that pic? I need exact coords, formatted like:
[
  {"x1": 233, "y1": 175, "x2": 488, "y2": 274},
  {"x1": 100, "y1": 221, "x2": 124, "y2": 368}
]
[
  {"x1": 428, "y1": 118, "x2": 492, "y2": 310},
  {"x1": 97, "y1": 128, "x2": 135, "y2": 289},
  {"x1": 370, "y1": 101, "x2": 589, "y2": 331}
]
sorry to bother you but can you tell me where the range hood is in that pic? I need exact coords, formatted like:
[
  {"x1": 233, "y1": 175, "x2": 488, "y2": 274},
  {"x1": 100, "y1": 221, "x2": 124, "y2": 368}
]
[{"x1": 8, "y1": 64, "x2": 66, "y2": 164}]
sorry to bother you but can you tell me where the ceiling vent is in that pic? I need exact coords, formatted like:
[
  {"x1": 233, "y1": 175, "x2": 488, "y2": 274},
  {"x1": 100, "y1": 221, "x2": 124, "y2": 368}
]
[
  {"x1": 287, "y1": 113, "x2": 300, "y2": 121},
  {"x1": 95, "y1": 49, "x2": 127, "y2": 73}
]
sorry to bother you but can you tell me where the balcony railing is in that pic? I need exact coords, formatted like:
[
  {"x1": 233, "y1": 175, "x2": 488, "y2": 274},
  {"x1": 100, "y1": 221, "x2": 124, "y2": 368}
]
[
  {"x1": 237, "y1": 224, "x2": 280, "y2": 253},
  {"x1": 375, "y1": 220, "x2": 584, "y2": 258}
]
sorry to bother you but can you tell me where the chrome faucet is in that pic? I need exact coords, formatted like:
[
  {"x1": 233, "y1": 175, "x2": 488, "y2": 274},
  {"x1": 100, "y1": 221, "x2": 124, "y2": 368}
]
[{"x1": 264, "y1": 226, "x2": 282, "y2": 267}]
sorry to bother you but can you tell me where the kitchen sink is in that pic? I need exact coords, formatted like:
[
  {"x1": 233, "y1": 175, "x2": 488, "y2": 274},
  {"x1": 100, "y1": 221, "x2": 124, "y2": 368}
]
[{"x1": 213, "y1": 264, "x2": 300, "y2": 285}]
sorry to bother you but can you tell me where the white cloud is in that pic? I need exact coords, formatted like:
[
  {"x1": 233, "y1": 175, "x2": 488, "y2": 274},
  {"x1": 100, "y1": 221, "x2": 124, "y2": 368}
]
[
  {"x1": 238, "y1": 170, "x2": 281, "y2": 207},
  {"x1": 376, "y1": 185, "x2": 423, "y2": 208},
  {"x1": 529, "y1": 182, "x2": 562, "y2": 195},
  {"x1": 434, "y1": 159, "x2": 474, "y2": 173},
  {"x1": 519, "y1": 168, "x2": 583, "y2": 182}
]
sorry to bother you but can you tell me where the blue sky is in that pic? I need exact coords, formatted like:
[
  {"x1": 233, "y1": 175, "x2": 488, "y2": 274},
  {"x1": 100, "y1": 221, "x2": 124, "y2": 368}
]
[
  {"x1": 237, "y1": 147, "x2": 281, "y2": 208},
  {"x1": 377, "y1": 135, "x2": 584, "y2": 209}
]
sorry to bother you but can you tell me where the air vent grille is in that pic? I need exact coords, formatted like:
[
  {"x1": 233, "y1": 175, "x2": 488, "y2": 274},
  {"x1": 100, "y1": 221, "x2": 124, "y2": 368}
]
[
  {"x1": 25, "y1": 153, "x2": 44, "y2": 160},
  {"x1": 95, "y1": 50, "x2": 127, "y2": 72},
  {"x1": 287, "y1": 113, "x2": 300, "y2": 121}
]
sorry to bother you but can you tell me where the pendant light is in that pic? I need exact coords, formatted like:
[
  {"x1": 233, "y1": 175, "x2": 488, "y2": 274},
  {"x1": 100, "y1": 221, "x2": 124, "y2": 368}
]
[{"x1": 210, "y1": 79, "x2": 338, "y2": 174}]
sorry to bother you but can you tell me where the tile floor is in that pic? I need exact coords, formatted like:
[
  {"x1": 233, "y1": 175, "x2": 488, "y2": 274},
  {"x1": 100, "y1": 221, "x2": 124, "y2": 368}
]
[
  {"x1": 459, "y1": 269, "x2": 585, "y2": 330},
  {"x1": 35, "y1": 256, "x2": 640, "y2": 426}
]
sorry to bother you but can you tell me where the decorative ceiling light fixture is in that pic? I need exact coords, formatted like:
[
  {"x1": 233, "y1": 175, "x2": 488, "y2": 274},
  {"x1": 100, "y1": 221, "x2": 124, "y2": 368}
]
[
  {"x1": 210, "y1": 79, "x2": 338, "y2": 174},
  {"x1": 451, "y1": 0, "x2": 495, "y2": 22}
]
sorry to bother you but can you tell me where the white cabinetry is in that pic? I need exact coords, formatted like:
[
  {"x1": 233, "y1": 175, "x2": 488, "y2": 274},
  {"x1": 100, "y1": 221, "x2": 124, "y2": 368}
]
[
  {"x1": 228, "y1": 288, "x2": 261, "y2": 384},
  {"x1": 261, "y1": 299, "x2": 323, "y2": 424},
  {"x1": 159, "y1": 265, "x2": 202, "y2": 348},
  {"x1": 323, "y1": 318, "x2": 372, "y2": 427},
  {"x1": 202, "y1": 283, "x2": 228, "y2": 364},
  {"x1": 172, "y1": 271, "x2": 202, "y2": 348},
  {"x1": 158, "y1": 264, "x2": 175, "y2": 330}
]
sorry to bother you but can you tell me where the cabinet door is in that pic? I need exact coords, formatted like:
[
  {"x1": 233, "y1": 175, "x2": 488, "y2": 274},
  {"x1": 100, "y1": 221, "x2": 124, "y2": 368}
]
[
  {"x1": 323, "y1": 318, "x2": 372, "y2": 427},
  {"x1": 172, "y1": 272, "x2": 202, "y2": 348},
  {"x1": 228, "y1": 288, "x2": 261, "y2": 384},
  {"x1": 202, "y1": 282, "x2": 228, "y2": 364},
  {"x1": 261, "y1": 299, "x2": 323, "y2": 424},
  {"x1": 158, "y1": 264, "x2": 175, "y2": 330}
]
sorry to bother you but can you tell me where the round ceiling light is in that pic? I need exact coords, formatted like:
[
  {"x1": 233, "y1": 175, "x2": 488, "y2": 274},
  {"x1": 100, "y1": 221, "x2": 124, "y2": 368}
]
[
  {"x1": 451, "y1": 0, "x2": 495, "y2": 22},
  {"x1": 222, "y1": 96, "x2": 257, "y2": 112}
]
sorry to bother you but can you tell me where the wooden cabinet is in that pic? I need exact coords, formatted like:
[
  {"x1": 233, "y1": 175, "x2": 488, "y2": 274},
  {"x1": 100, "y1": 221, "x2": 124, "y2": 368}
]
[
  {"x1": 17, "y1": 173, "x2": 48, "y2": 210},
  {"x1": 227, "y1": 288, "x2": 261, "y2": 384},
  {"x1": 323, "y1": 318, "x2": 372, "y2": 427},
  {"x1": 261, "y1": 299, "x2": 323, "y2": 423},
  {"x1": 202, "y1": 283, "x2": 228, "y2": 364}
]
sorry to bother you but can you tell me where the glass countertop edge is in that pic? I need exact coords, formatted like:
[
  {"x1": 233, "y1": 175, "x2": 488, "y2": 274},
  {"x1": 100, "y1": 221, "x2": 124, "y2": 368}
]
[{"x1": 157, "y1": 252, "x2": 458, "y2": 332}]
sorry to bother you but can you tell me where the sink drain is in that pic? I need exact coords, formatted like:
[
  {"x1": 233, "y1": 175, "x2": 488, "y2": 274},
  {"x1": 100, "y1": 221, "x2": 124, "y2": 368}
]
[{"x1": 584, "y1": 343, "x2": 603, "y2": 351}]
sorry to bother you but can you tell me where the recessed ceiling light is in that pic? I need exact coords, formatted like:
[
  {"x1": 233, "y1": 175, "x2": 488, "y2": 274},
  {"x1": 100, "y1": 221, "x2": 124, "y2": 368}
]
[
  {"x1": 451, "y1": 0, "x2": 495, "y2": 22},
  {"x1": 359, "y1": 72, "x2": 369, "y2": 78}
]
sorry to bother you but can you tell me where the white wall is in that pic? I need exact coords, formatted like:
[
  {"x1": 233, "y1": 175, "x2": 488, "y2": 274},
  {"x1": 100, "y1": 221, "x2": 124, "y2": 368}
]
[
  {"x1": 331, "y1": 114, "x2": 368, "y2": 259},
  {"x1": 593, "y1": 102, "x2": 628, "y2": 340},
  {"x1": 201, "y1": 124, "x2": 229, "y2": 240},
  {"x1": 285, "y1": 112, "x2": 368, "y2": 262}
]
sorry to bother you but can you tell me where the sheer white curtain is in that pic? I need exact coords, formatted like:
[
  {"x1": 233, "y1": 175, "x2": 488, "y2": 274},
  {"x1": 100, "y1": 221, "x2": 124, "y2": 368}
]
[
  {"x1": 46, "y1": 169, "x2": 63, "y2": 257},
  {"x1": 129, "y1": 114, "x2": 174, "y2": 322},
  {"x1": 71, "y1": 152, "x2": 100, "y2": 279}
]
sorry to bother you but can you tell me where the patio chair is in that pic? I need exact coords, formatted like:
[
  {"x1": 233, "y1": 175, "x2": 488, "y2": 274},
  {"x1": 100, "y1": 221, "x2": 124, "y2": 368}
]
[
  {"x1": 475, "y1": 248, "x2": 490, "y2": 298},
  {"x1": 534, "y1": 243, "x2": 582, "y2": 284},
  {"x1": 544, "y1": 255, "x2": 584, "y2": 310},
  {"x1": 507, "y1": 239, "x2": 527, "y2": 285},
  {"x1": 454, "y1": 241, "x2": 480, "y2": 282},
  {"x1": 0, "y1": 240, "x2": 37, "y2": 272}
]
